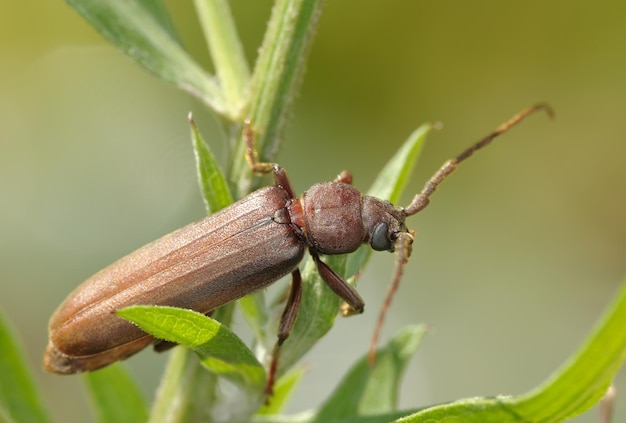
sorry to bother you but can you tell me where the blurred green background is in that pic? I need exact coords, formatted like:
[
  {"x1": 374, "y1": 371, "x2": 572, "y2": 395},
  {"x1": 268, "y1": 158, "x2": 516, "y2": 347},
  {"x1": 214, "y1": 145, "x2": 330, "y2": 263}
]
[{"x1": 1, "y1": 1, "x2": 625, "y2": 422}]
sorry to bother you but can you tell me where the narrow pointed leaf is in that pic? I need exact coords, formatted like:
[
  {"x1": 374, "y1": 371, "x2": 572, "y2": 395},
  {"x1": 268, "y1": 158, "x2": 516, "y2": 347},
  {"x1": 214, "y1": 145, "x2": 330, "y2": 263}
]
[
  {"x1": 394, "y1": 278, "x2": 626, "y2": 422},
  {"x1": 367, "y1": 123, "x2": 432, "y2": 203},
  {"x1": 135, "y1": 0, "x2": 180, "y2": 41},
  {"x1": 117, "y1": 305, "x2": 265, "y2": 393},
  {"x1": 67, "y1": 0, "x2": 227, "y2": 116},
  {"x1": 253, "y1": 411, "x2": 416, "y2": 423},
  {"x1": 0, "y1": 310, "x2": 52, "y2": 423},
  {"x1": 189, "y1": 113, "x2": 233, "y2": 214},
  {"x1": 257, "y1": 366, "x2": 307, "y2": 416},
  {"x1": 512, "y1": 278, "x2": 626, "y2": 421},
  {"x1": 83, "y1": 365, "x2": 148, "y2": 423},
  {"x1": 314, "y1": 325, "x2": 427, "y2": 421}
]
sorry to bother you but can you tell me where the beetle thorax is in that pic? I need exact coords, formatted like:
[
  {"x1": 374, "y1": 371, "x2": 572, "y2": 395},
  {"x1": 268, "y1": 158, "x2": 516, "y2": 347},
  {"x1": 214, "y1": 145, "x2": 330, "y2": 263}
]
[{"x1": 300, "y1": 182, "x2": 365, "y2": 254}]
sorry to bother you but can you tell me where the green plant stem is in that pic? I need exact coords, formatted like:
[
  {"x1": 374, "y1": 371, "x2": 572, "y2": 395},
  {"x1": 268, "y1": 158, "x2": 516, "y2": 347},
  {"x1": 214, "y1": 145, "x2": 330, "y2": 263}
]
[
  {"x1": 193, "y1": 0, "x2": 250, "y2": 116},
  {"x1": 229, "y1": 0, "x2": 325, "y2": 198},
  {"x1": 149, "y1": 348, "x2": 216, "y2": 423}
]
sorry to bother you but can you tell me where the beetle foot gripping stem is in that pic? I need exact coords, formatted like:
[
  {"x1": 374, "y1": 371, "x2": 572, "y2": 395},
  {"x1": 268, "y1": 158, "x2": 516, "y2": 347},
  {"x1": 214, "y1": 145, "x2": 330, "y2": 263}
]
[
  {"x1": 264, "y1": 343, "x2": 281, "y2": 402},
  {"x1": 244, "y1": 119, "x2": 297, "y2": 198},
  {"x1": 244, "y1": 119, "x2": 278, "y2": 175}
]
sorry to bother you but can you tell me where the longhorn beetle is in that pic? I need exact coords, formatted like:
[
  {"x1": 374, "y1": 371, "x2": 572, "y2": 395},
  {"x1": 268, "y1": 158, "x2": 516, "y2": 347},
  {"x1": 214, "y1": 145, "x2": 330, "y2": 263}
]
[{"x1": 44, "y1": 104, "x2": 551, "y2": 395}]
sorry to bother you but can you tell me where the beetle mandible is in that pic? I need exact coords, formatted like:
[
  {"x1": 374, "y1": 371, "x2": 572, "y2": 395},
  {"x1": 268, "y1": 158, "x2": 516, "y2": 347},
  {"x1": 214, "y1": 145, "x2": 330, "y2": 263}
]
[{"x1": 44, "y1": 104, "x2": 551, "y2": 395}]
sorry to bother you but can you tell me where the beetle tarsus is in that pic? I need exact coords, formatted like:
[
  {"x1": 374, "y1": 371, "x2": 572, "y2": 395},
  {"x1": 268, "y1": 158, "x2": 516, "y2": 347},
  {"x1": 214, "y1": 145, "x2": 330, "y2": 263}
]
[
  {"x1": 311, "y1": 250, "x2": 365, "y2": 313},
  {"x1": 334, "y1": 170, "x2": 353, "y2": 184},
  {"x1": 244, "y1": 119, "x2": 279, "y2": 175}
]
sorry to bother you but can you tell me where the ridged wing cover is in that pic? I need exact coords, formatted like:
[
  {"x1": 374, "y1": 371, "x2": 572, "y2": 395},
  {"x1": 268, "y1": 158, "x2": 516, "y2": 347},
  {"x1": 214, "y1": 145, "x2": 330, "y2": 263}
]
[{"x1": 45, "y1": 186, "x2": 304, "y2": 373}]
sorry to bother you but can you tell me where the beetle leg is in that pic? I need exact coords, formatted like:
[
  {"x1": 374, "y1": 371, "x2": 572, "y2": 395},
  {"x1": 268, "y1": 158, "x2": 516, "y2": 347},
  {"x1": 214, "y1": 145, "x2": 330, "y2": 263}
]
[
  {"x1": 244, "y1": 120, "x2": 297, "y2": 199},
  {"x1": 310, "y1": 249, "x2": 365, "y2": 313},
  {"x1": 334, "y1": 170, "x2": 353, "y2": 184},
  {"x1": 276, "y1": 269, "x2": 303, "y2": 343},
  {"x1": 272, "y1": 167, "x2": 296, "y2": 199},
  {"x1": 599, "y1": 385, "x2": 616, "y2": 423},
  {"x1": 266, "y1": 268, "x2": 303, "y2": 398},
  {"x1": 244, "y1": 119, "x2": 277, "y2": 174},
  {"x1": 153, "y1": 339, "x2": 176, "y2": 352},
  {"x1": 339, "y1": 270, "x2": 362, "y2": 316}
]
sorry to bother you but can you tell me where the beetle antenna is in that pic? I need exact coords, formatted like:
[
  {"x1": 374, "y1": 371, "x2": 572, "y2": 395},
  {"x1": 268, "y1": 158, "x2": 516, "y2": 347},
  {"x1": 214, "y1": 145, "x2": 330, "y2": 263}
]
[
  {"x1": 403, "y1": 104, "x2": 553, "y2": 217},
  {"x1": 369, "y1": 231, "x2": 414, "y2": 365},
  {"x1": 368, "y1": 104, "x2": 552, "y2": 363}
]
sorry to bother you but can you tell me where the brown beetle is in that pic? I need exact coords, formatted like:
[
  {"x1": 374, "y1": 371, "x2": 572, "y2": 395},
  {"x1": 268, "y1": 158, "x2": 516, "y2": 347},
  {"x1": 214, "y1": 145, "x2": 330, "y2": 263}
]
[{"x1": 44, "y1": 105, "x2": 551, "y2": 393}]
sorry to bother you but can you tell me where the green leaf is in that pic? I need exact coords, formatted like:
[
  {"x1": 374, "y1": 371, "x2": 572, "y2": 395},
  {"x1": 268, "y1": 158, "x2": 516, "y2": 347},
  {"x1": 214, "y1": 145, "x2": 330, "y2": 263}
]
[
  {"x1": 146, "y1": 303, "x2": 245, "y2": 423},
  {"x1": 189, "y1": 112, "x2": 234, "y2": 214},
  {"x1": 67, "y1": 0, "x2": 228, "y2": 116},
  {"x1": 394, "y1": 278, "x2": 626, "y2": 422},
  {"x1": 117, "y1": 305, "x2": 265, "y2": 395},
  {"x1": 254, "y1": 411, "x2": 417, "y2": 423},
  {"x1": 367, "y1": 123, "x2": 433, "y2": 203},
  {"x1": 394, "y1": 397, "x2": 518, "y2": 423},
  {"x1": 0, "y1": 310, "x2": 52, "y2": 423},
  {"x1": 135, "y1": 0, "x2": 180, "y2": 41},
  {"x1": 251, "y1": 326, "x2": 425, "y2": 422},
  {"x1": 314, "y1": 325, "x2": 427, "y2": 421},
  {"x1": 512, "y1": 278, "x2": 626, "y2": 421},
  {"x1": 83, "y1": 365, "x2": 148, "y2": 423}
]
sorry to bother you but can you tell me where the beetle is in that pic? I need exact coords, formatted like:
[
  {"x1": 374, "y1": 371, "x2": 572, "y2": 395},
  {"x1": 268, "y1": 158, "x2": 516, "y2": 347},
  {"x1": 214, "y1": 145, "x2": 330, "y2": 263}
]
[{"x1": 44, "y1": 104, "x2": 551, "y2": 394}]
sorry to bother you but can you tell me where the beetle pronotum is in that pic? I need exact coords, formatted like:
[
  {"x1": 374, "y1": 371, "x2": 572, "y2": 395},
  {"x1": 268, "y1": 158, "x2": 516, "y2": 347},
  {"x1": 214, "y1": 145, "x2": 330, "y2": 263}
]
[{"x1": 44, "y1": 105, "x2": 551, "y2": 395}]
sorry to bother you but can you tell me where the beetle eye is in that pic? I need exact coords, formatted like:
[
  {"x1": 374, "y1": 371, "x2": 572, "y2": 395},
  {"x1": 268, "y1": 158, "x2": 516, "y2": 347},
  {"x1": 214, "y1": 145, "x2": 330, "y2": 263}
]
[{"x1": 371, "y1": 222, "x2": 392, "y2": 251}]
